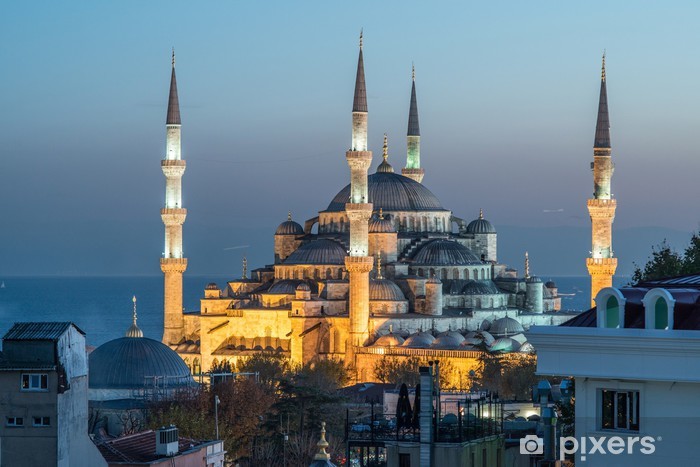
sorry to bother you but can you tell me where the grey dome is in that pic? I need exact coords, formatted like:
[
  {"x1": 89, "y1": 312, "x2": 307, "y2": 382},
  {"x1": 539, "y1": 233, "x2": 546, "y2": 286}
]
[
  {"x1": 370, "y1": 279, "x2": 406, "y2": 301},
  {"x1": 490, "y1": 337, "x2": 520, "y2": 353},
  {"x1": 490, "y1": 317, "x2": 525, "y2": 337},
  {"x1": 205, "y1": 282, "x2": 219, "y2": 290},
  {"x1": 296, "y1": 282, "x2": 311, "y2": 292},
  {"x1": 431, "y1": 331, "x2": 466, "y2": 349},
  {"x1": 466, "y1": 218, "x2": 496, "y2": 234},
  {"x1": 462, "y1": 280, "x2": 500, "y2": 295},
  {"x1": 402, "y1": 331, "x2": 436, "y2": 348},
  {"x1": 268, "y1": 279, "x2": 313, "y2": 295},
  {"x1": 412, "y1": 239, "x2": 481, "y2": 266},
  {"x1": 519, "y1": 342, "x2": 536, "y2": 353},
  {"x1": 284, "y1": 239, "x2": 346, "y2": 265},
  {"x1": 369, "y1": 217, "x2": 395, "y2": 233},
  {"x1": 89, "y1": 337, "x2": 193, "y2": 389},
  {"x1": 545, "y1": 280, "x2": 557, "y2": 288},
  {"x1": 325, "y1": 172, "x2": 445, "y2": 212},
  {"x1": 527, "y1": 276, "x2": 542, "y2": 284},
  {"x1": 276, "y1": 220, "x2": 304, "y2": 235},
  {"x1": 374, "y1": 333, "x2": 405, "y2": 347}
]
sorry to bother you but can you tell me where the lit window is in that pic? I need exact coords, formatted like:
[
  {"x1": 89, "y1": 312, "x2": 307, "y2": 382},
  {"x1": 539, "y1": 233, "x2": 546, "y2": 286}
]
[
  {"x1": 21, "y1": 374, "x2": 48, "y2": 391},
  {"x1": 600, "y1": 389, "x2": 639, "y2": 431},
  {"x1": 6, "y1": 417, "x2": 23, "y2": 427},
  {"x1": 33, "y1": 417, "x2": 50, "y2": 427}
]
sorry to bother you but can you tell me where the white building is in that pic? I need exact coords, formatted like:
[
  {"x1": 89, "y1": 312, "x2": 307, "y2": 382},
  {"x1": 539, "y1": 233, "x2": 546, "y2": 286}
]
[{"x1": 528, "y1": 275, "x2": 700, "y2": 466}]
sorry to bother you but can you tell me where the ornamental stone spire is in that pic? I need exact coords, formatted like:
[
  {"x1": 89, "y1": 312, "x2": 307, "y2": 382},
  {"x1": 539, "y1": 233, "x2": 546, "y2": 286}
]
[
  {"x1": 586, "y1": 52, "x2": 617, "y2": 307},
  {"x1": 402, "y1": 63, "x2": 424, "y2": 183},
  {"x1": 161, "y1": 50, "x2": 188, "y2": 345}
]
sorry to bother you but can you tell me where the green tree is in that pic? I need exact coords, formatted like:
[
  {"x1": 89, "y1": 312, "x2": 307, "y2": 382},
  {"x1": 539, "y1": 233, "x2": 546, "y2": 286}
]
[
  {"x1": 632, "y1": 233, "x2": 700, "y2": 283},
  {"x1": 236, "y1": 351, "x2": 290, "y2": 389},
  {"x1": 475, "y1": 353, "x2": 538, "y2": 400}
]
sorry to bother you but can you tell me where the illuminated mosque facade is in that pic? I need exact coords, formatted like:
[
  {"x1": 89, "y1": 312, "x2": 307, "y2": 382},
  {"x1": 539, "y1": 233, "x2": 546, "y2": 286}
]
[{"x1": 159, "y1": 38, "x2": 584, "y2": 380}]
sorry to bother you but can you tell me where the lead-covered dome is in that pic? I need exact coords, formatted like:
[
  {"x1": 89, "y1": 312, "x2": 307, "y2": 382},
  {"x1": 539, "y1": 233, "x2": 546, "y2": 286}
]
[
  {"x1": 370, "y1": 279, "x2": 406, "y2": 301},
  {"x1": 284, "y1": 239, "x2": 346, "y2": 265},
  {"x1": 402, "y1": 331, "x2": 436, "y2": 348},
  {"x1": 490, "y1": 317, "x2": 525, "y2": 337},
  {"x1": 267, "y1": 279, "x2": 316, "y2": 295},
  {"x1": 369, "y1": 216, "x2": 395, "y2": 233},
  {"x1": 412, "y1": 239, "x2": 481, "y2": 265},
  {"x1": 325, "y1": 172, "x2": 445, "y2": 212},
  {"x1": 373, "y1": 333, "x2": 405, "y2": 347},
  {"x1": 466, "y1": 210, "x2": 496, "y2": 234},
  {"x1": 276, "y1": 220, "x2": 304, "y2": 235},
  {"x1": 431, "y1": 331, "x2": 466, "y2": 349},
  {"x1": 89, "y1": 337, "x2": 193, "y2": 389}
]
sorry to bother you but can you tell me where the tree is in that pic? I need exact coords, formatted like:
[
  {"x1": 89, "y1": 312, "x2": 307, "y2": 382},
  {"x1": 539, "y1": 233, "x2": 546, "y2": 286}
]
[
  {"x1": 236, "y1": 351, "x2": 291, "y2": 389},
  {"x1": 632, "y1": 232, "x2": 700, "y2": 283},
  {"x1": 475, "y1": 353, "x2": 538, "y2": 400},
  {"x1": 372, "y1": 356, "x2": 458, "y2": 390}
]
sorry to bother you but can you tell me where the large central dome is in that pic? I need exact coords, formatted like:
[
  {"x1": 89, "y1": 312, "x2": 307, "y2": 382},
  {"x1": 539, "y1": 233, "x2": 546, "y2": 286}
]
[{"x1": 325, "y1": 172, "x2": 446, "y2": 212}]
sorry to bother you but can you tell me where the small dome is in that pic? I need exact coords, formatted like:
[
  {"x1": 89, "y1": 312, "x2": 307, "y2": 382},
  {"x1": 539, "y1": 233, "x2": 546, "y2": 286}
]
[
  {"x1": 284, "y1": 239, "x2": 346, "y2": 265},
  {"x1": 268, "y1": 279, "x2": 316, "y2": 295},
  {"x1": 431, "y1": 331, "x2": 466, "y2": 349},
  {"x1": 510, "y1": 333, "x2": 528, "y2": 345},
  {"x1": 490, "y1": 317, "x2": 525, "y2": 337},
  {"x1": 462, "y1": 280, "x2": 500, "y2": 295},
  {"x1": 412, "y1": 239, "x2": 481, "y2": 266},
  {"x1": 276, "y1": 214, "x2": 304, "y2": 235},
  {"x1": 545, "y1": 280, "x2": 557, "y2": 289},
  {"x1": 519, "y1": 342, "x2": 536, "y2": 353},
  {"x1": 377, "y1": 159, "x2": 394, "y2": 173},
  {"x1": 370, "y1": 279, "x2": 405, "y2": 301},
  {"x1": 527, "y1": 275, "x2": 542, "y2": 284},
  {"x1": 369, "y1": 216, "x2": 395, "y2": 233},
  {"x1": 490, "y1": 337, "x2": 520, "y2": 353},
  {"x1": 466, "y1": 210, "x2": 496, "y2": 234},
  {"x1": 479, "y1": 320, "x2": 491, "y2": 331},
  {"x1": 125, "y1": 322, "x2": 143, "y2": 338},
  {"x1": 205, "y1": 282, "x2": 219, "y2": 290},
  {"x1": 296, "y1": 282, "x2": 311, "y2": 292},
  {"x1": 462, "y1": 337, "x2": 483, "y2": 347},
  {"x1": 89, "y1": 337, "x2": 193, "y2": 389},
  {"x1": 402, "y1": 331, "x2": 436, "y2": 348},
  {"x1": 479, "y1": 331, "x2": 495, "y2": 345},
  {"x1": 374, "y1": 333, "x2": 405, "y2": 347}
]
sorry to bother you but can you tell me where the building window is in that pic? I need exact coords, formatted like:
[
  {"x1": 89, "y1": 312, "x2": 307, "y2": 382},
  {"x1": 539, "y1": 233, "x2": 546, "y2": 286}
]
[
  {"x1": 642, "y1": 288, "x2": 675, "y2": 330},
  {"x1": 6, "y1": 417, "x2": 23, "y2": 427},
  {"x1": 605, "y1": 296, "x2": 620, "y2": 328},
  {"x1": 654, "y1": 298, "x2": 668, "y2": 329},
  {"x1": 21, "y1": 374, "x2": 48, "y2": 391},
  {"x1": 596, "y1": 287, "x2": 626, "y2": 328},
  {"x1": 398, "y1": 453, "x2": 410, "y2": 467},
  {"x1": 33, "y1": 417, "x2": 50, "y2": 427},
  {"x1": 600, "y1": 389, "x2": 639, "y2": 431}
]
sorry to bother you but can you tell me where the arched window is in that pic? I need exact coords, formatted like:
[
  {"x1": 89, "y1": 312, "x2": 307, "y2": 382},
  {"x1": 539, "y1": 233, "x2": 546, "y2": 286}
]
[
  {"x1": 326, "y1": 268, "x2": 332, "y2": 279},
  {"x1": 441, "y1": 269, "x2": 448, "y2": 280},
  {"x1": 453, "y1": 268, "x2": 459, "y2": 279},
  {"x1": 606, "y1": 296, "x2": 619, "y2": 327},
  {"x1": 464, "y1": 269, "x2": 470, "y2": 280},
  {"x1": 595, "y1": 287, "x2": 626, "y2": 328},
  {"x1": 642, "y1": 288, "x2": 675, "y2": 330},
  {"x1": 338, "y1": 268, "x2": 344, "y2": 279},
  {"x1": 418, "y1": 268, "x2": 424, "y2": 277},
  {"x1": 430, "y1": 268, "x2": 436, "y2": 278},
  {"x1": 193, "y1": 358, "x2": 200, "y2": 375}
]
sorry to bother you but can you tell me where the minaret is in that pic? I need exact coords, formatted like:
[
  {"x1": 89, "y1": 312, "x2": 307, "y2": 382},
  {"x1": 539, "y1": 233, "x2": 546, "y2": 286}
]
[
  {"x1": 586, "y1": 53, "x2": 617, "y2": 307},
  {"x1": 161, "y1": 50, "x2": 188, "y2": 345},
  {"x1": 345, "y1": 31, "x2": 374, "y2": 353},
  {"x1": 402, "y1": 64, "x2": 424, "y2": 183}
]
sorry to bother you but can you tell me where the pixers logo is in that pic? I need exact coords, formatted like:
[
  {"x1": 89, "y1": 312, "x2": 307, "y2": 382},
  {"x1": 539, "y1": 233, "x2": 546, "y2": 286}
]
[{"x1": 559, "y1": 435, "x2": 657, "y2": 461}]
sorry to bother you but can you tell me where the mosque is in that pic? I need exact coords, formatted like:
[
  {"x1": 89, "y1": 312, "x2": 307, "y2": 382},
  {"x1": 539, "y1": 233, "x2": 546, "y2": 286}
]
[{"x1": 157, "y1": 37, "x2": 596, "y2": 380}]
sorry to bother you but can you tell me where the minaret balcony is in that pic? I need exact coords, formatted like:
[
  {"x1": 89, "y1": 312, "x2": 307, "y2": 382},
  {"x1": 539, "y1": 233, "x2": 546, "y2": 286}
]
[
  {"x1": 161, "y1": 257, "x2": 188, "y2": 273},
  {"x1": 345, "y1": 151, "x2": 373, "y2": 169},
  {"x1": 161, "y1": 208, "x2": 187, "y2": 225},
  {"x1": 161, "y1": 159, "x2": 186, "y2": 177}
]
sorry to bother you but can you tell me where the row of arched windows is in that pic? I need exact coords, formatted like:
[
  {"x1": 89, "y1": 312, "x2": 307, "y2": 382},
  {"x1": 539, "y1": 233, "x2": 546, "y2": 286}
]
[
  {"x1": 415, "y1": 267, "x2": 490, "y2": 280},
  {"x1": 276, "y1": 267, "x2": 344, "y2": 280},
  {"x1": 597, "y1": 287, "x2": 675, "y2": 330}
]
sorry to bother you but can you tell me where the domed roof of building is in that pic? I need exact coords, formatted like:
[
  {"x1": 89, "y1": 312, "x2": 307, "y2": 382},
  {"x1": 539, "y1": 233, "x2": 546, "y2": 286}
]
[
  {"x1": 490, "y1": 337, "x2": 520, "y2": 353},
  {"x1": 479, "y1": 330, "x2": 495, "y2": 345},
  {"x1": 402, "y1": 331, "x2": 436, "y2": 348},
  {"x1": 369, "y1": 279, "x2": 405, "y2": 301},
  {"x1": 490, "y1": 317, "x2": 525, "y2": 337},
  {"x1": 296, "y1": 282, "x2": 311, "y2": 292},
  {"x1": 527, "y1": 275, "x2": 542, "y2": 284},
  {"x1": 276, "y1": 212, "x2": 304, "y2": 235},
  {"x1": 325, "y1": 172, "x2": 445, "y2": 212},
  {"x1": 462, "y1": 280, "x2": 500, "y2": 295},
  {"x1": 373, "y1": 333, "x2": 405, "y2": 347},
  {"x1": 267, "y1": 279, "x2": 314, "y2": 295},
  {"x1": 431, "y1": 331, "x2": 466, "y2": 349},
  {"x1": 369, "y1": 213, "x2": 395, "y2": 233},
  {"x1": 205, "y1": 282, "x2": 219, "y2": 290},
  {"x1": 284, "y1": 239, "x2": 346, "y2": 265},
  {"x1": 466, "y1": 209, "x2": 496, "y2": 234},
  {"x1": 89, "y1": 337, "x2": 193, "y2": 389},
  {"x1": 545, "y1": 280, "x2": 557, "y2": 289},
  {"x1": 412, "y1": 239, "x2": 481, "y2": 266},
  {"x1": 519, "y1": 342, "x2": 536, "y2": 353}
]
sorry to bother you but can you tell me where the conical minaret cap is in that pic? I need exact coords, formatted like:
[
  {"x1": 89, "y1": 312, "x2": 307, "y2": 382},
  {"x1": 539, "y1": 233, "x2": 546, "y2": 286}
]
[
  {"x1": 352, "y1": 31, "x2": 367, "y2": 113},
  {"x1": 407, "y1": 64, "x2": 420, "y2": 136},
  {"x1": 166, "y1": 49, "x2": 181, "y2": 125},
  {"x1": 594, "y1": 52, "x2": 610, "y2": 149}
]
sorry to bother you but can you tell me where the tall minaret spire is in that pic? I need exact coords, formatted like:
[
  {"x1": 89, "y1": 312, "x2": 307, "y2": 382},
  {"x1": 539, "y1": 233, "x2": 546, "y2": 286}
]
[
  {"x1": 161, "y1": 50, "x2": 188, "y2": 345},
  {"x1": 345, "y1": 31, "x2": 374, "y2": 363},
  {"x1": 586, "y1": 52, "x2": 617, "y2": 307},
  {"x1": 402, "y1": 63, "x2": 424, "y2": 183}
]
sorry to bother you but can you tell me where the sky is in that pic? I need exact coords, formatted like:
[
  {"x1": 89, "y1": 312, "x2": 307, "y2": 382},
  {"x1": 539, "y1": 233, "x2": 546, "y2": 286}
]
[{"x1": 1, "y1": 1, "x2": 699, "y2": 277}]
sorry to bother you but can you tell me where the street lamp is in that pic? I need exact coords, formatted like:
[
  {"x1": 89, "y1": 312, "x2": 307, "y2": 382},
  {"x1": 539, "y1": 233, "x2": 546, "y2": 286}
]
[{"x1": 214, "y1": 395, "x2": 220, "y2": 440}]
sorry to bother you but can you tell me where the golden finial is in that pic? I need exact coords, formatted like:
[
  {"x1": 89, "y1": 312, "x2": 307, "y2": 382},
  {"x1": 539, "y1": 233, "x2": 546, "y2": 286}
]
[
  {"x1": 382, "y1": 133, "x2": 388, "y2": 161},
  {"x1": 313, "y1": 421, "x2": 331, "y2": 461},
  {"x1": 132, "y1": 295, "x2": 137, "y2": 325},
  {"x1": 524, "y1": 251, "x2": 530, "y2": 279},
  {"x1": 359, "y1": 29, "x2": 363, "y2": 50},
  {"x1": 412, "y1": 62, "x2": 415, "y2": 81},
  {"x1": 389, "y1": 324, "x2": 393, "y2": 333},
  {"x1": 376, "y1": 252, "x2": 383, "y2": 280},
  {"x1": 287, "y1": 211, "x2": 292, "y2": 221},
  {"x1": 242, "y1": 257, "x2": 248, "y2": 279},
  {"x1": 379, "y1": 208, "x2": 384, "y2": 219},
  {"x1": 479, "y1": 208, "x2": 483, "y2": 220},
  {"x1": 126, "y1": 295, "x2": 143, "y2": 338},
  {"x1": 601, "y1": 50, "x2": 606, "y2": 82},
  {"x1": 171, "y1": 48, "x2": 175, "y2": 67}
]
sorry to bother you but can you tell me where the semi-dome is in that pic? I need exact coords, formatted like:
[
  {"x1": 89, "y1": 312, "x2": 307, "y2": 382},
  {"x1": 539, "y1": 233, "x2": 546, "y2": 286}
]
[
  {"x1": 284, "y1": 239, "x2": 346, "y2": 265},
  {"x1": 462, "y1": 280, "x2": 500, "y2": 295},
  {"x1": 466, "y1": 209, "x2": 496, "y2": 234},
  {"x1": 373, "y1": 333, "x2": 405, "y2": 347},
  {"x1": 267, "y1": 279, "x2": 315, "y2": 295},
  {"x1": 325, "y1": 172, "x2": 445, "y2": 212},
  {"x1": 296, "y1": 282, "x2": 311, "y2": 292},
  {"x1": 490, "y1": 317, "x2": 525, "y2": 337},
  {"x1": 431, "y1": 331, "x2": 466, "y2": 349},
  {"x1": 412, "y1": 239, "x2": 481, "y2": 266},
  {"x1": 369, "y1": 216, "x2": 395, "y2": 233},
  {"x1": 276, "y1": 213, "x2": 304, "y2": 235},
  {"x1": 370, "y1": 279, "x2": 406, "y2": 301},
  {"x1": 89, "y1": 337, "x2": 193, "y2": 389},
  {"x1": 402, "y1": 331, "x2": 436, "y2": 348}
]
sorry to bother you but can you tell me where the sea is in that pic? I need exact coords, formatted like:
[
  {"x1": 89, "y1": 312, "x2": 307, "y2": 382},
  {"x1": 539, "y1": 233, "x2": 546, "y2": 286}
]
[{"x1": 0, "y1": 275, "x2": 629, "y2": 347}]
